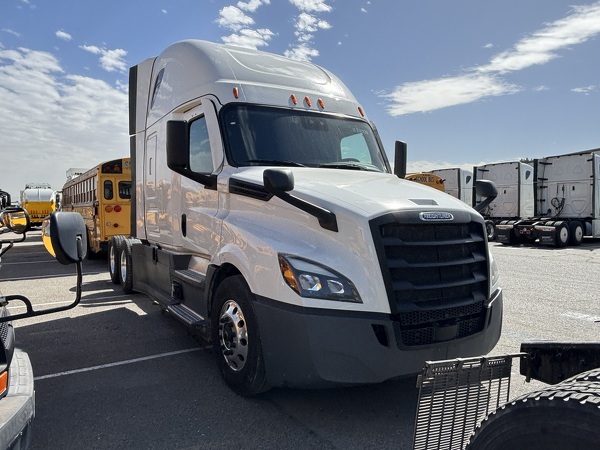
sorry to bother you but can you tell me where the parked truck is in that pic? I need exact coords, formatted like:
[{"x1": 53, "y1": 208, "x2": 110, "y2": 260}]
[
  {"x1": 19, "y1": 183, "x2": 55, "y2": 227},
  {"x1": 107, "y1": 39, "x2": 503, "y2": 395},
  {"x1": 473, "y1": 161, "x2": 535, "y2": 241},
  {"x1": 495, "y1": 151, "x2": 600, "y2": 247}
]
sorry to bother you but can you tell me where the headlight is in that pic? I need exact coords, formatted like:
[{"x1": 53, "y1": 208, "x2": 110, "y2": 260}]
[
  {"x1": 489, "y1": 249, "x2": 500, "y2": 293},
  {"x1": 278, "y1": 254, "x2": 362, "y2": 303}
]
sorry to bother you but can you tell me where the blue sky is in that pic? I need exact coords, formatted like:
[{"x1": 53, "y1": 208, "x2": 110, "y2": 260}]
[{"x1": 1, "y1": 0, "x2": 599, "y2": 198}]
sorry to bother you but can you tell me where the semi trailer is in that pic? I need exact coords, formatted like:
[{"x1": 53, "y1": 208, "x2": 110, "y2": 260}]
[
  {"x1": 473, "y1": 161, "x2": 535, "y2": 241},
  {"x1": 429, "y1": 168, "x2": 473, "y2": 206},
  {"x1": 108, "y1": 40, "x2": 503, "y2": 395},
  {"x1": 496, "y1": 151, "x2": 600, "y2": 247}
]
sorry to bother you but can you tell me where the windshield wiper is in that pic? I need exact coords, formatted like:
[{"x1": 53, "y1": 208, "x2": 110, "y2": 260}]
[
  {"x1": 318, "y1": 162, "x2": 381, "y2": 172},
  {"x1": 245, "y1": 159, "x2": 306, "y2": 167}
]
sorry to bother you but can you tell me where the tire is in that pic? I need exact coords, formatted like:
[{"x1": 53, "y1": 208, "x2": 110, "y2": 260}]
[
  {"x1": 554, "y1": 221, "x2": 569, "y2": 248},
  {"x1": 485, "y1": 220, "x2": 496, "y2": 241},
  {"x1": 466, "y1": 368, "x2": 600, "y2": 450},
  {"x1": 108, "y1": 236, "x2": 125, "y2": 284},
  {"x1": 119, "y1": 239, "x2": 134, "y2": 294},
  {"x1": 568, "y1": 221, "x2": 584, "y2": 246},
  {"x1": 211, "y1": 275, "x2": 269, "y2": 396}
]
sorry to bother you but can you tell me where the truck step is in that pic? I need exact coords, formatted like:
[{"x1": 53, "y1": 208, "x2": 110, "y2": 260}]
[
  {"x1": 167, "y1": 303, "x2": 206, "y2": 328},
  {"x1": 173, "y1": 269, "x2": 205, "y2": 286}
]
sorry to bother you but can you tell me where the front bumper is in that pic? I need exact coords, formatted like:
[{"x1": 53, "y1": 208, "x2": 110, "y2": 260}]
[
  {"x1": 0, "y1": 349, "x2": 35, "y2": 449},
  {"x1": 254, "y1": 289, "x2": 503, "y2": 388}
]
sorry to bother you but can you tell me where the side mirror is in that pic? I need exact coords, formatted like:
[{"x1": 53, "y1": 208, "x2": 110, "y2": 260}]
[
  {"x1": 263, "y1": 169, "x2": 294, "y2": 194},
  {"x1": 166, "y1": 120, "x2": 189, "y2": 171},
  {"x1": 166, "y1": 120, "x2": 217, "y2": 188},
  {"x1": 42, "y1": 211, "x2": 87, "y2": 264},
  {"x1": 0, "y1": 207, "x2": 31, "y2": 234},
  {"x1": 394, "y1": 141, "x2": 407, "y2": 179}
]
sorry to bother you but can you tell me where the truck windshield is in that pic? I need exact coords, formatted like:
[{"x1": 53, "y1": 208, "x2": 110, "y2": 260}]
[{"x1": 222, "y1": 105, "x2": 388, "y2": 172}]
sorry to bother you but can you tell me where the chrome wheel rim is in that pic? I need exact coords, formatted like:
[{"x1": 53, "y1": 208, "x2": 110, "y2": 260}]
[{"x1": 218, "y1": 300, "x2": 248, "y2": 372}]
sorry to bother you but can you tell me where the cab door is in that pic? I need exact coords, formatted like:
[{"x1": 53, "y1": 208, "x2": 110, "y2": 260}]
[{"x1": 171, "y1": 99, "x2": 223, "y2": 257}]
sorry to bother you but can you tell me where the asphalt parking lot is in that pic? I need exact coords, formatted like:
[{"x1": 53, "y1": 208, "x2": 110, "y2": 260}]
[{"x1": 1, "y1": 230, "x2": 599, "y2": 449}]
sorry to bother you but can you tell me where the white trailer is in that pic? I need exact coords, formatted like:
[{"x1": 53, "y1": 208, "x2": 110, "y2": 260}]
[
  {"x1": 109, "y1": 40, "x2": 503, "y2": 395},
  {"x1": 496, "y1": 151, "x2": 600, "y2": 247},
  {"x1": 473, "y1": 161, "x2": 535, "y2": 241},
  {"x1": 429, "y1": 168, "x2": 473, "y2": 205}
]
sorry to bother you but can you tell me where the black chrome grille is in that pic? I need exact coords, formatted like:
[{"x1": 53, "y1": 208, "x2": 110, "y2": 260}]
[{"x1": 371, "y1": 212, "x2": 489, "y2": 347}]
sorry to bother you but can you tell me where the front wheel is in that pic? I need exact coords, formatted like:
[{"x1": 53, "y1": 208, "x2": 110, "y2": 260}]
[{"x1": 211, "y1": 275, "x2": 269, "y2": 396}]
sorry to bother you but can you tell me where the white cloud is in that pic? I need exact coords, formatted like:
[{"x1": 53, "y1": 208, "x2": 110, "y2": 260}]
[
  {"x1": 80, "y1": 45, "x2": 127, "y2": 72},
  {"x1": 2, "y1": 29, "x2": 21, "y2": 38},
  {"x1": 221, "y1": 28, "x2": 274, "y2": 49},
  {"x1": 0, "y1": 47, "x2": 128, "y2": 198},
  {"x1": 217, "y1": 6, "x2": 255, "y2": 32},
  {"x1": 384, "y1": 2, "x2": 600, "y2": 115},
  {"x1": 237, "y1": 0, "x2": 270, "y2": 13},
  {"x1": 385, "y1": 74, "x2": 520, "y2": 116},
  {"x1": 286, "y1": 0, "x2": 332, "y2": 61},
  {"x1": 571, "y1": 85, "x2": 596, "y2": 94},
  {"x1": 218, "y1": 2, "x2": 274, "y2": 49},
  {"x1": 478, "y1": 2, "x2": 600, "y2": 74},
  {"x1": 55, "y1": 30, "x2": 72, "y2": 41},
  {"x1": 284, "y1": 43, "x2": 319, "y2": 61},
  {"x1": 289, "y1": 0, "x2": 332, "y2": 13}
]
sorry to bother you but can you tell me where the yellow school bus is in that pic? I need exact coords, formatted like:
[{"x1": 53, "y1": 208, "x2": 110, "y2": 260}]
[
  {"x1": 61, "y1": 158, "x2": 131, "y2": 256},
  {"x1": 405, "y1": 173, "x2": 446, "y2": 192}
]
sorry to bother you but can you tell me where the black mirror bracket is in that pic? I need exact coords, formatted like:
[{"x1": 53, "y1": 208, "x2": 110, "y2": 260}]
[{"x1": 263, "y1": 169, "x2": 338, "y2": 232}]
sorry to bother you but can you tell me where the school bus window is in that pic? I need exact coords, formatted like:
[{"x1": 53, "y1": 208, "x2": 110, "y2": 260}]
[
  {"x1": 119, "y1": 181, "x2": 131, "y2": 199},
  {"x1": 104, "y1": 180, "x2": 114, "y2": 200}
]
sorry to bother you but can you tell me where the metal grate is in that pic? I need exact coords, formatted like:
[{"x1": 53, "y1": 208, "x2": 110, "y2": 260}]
[{"x1": 413, "y1": 355, "x2": 523, "y2": 450}]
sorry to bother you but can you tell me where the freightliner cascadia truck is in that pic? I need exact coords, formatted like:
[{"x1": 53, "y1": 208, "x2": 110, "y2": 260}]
[{"x1": 108, "y1": 40, "x2": 502, "y2": 395}]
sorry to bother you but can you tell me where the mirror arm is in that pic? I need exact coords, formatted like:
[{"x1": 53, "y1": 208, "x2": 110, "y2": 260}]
[{"x1": 0, "y1": 261, "x2": 83, "y2": 322}]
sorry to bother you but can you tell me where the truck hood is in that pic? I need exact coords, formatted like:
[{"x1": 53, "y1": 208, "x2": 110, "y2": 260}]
[{"x1": 229, "y1": 167, "x2": 472, "y2": 217}]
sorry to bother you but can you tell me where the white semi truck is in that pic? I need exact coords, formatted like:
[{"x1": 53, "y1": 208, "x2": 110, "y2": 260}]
[
  {"x1": 108, "y1": 40, "x2": 502, "y2": 395},
  {"x1": 473, "y1": 161, "x2": 535, "y2": 241},
  {"x1": 495, "y1": 151, "x2": 600, "y2": 247}
]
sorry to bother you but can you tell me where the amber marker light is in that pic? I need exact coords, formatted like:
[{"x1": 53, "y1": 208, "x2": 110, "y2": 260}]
[
  {"x1": 278, "y1": 255, "x2": 300, "y2": 294},
  {"x1": 304, "y1": 96, "x2": 311, "y2": 107},
  {"x1": 233, "y1": 87, "x2": 239, "y2": 99},
  {"x1": 318, "y1": 98, "x2": 325, "y2": 109},
  {"x1": 290, "y1": 94, "x2": 298, "y2": 105},
  {"x1": 358, "y1": 106, "x2": 365, "y2": 117},
  {"x1": 105, "y1": 205, "x2": 113, "y2": 213}
]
